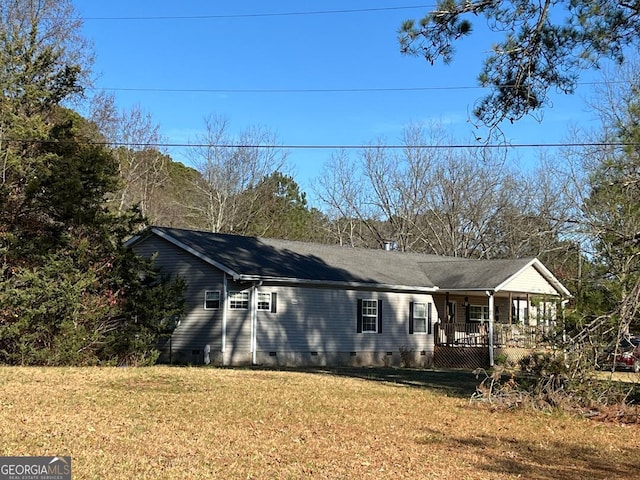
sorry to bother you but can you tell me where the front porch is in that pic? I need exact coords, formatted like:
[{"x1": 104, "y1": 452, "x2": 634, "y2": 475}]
[
  {"x1": 436, "y1": 322, "x2": 556, "y2": 349},
  {"x1": 424, "y1": 257, "x2": 570, "y2": 369},
  {"x1": 433, "y1": 323, "x2": 558, "y2": 369}
]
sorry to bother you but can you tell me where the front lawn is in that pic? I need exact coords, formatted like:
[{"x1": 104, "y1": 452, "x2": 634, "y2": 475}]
[{"x1": 0, "y1": 366, "x2": 637, "y2": 479}]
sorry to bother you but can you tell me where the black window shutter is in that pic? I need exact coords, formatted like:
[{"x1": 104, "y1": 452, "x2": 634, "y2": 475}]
[
  {"x1": 495, "y1": 305, "x2": 499, "y2": 322},
  {"x1": 356, "y1": 299, "x2": 363, "y2": 333},
  {"x1": 409, "y1": 302, "x2": 414, "y2": 334},
  {"x1": 271, "y1": 293, "x2": 277, "y2": 313},
  {"x1": 377, "y1": 299, "x2": 383, "y2": 334},
  {"x1": 428, "y1": 302, "x2": 433, "y2": 334},
  {"x1": 465, "y1": 303, "x2": 470, "y2": 323}
]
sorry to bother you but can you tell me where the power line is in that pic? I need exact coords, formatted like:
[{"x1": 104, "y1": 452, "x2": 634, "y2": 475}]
[
  {"x1": 80, "y1": 5, "x2": 436, "y2": 21},
  {"x1": 89, "y1": 86, "x2": 482, "y2": 94},
  {"x1": 88, "y1": 80, "x2": 631, "y2": 95},
  {"x1": 2, "y1": 138, "x2": 637, "y2": 150}
]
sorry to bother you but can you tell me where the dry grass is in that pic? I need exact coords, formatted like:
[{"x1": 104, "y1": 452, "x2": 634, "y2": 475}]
[{"x1": 0, "y1": 366, "x2": 638, "y2": 479}]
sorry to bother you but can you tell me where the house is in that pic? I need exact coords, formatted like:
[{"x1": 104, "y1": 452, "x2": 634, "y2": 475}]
[{"x1": 127, "y1": 227, "x2": 571, "y2": 368}]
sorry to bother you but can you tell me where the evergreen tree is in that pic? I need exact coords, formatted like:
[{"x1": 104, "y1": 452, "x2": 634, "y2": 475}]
[
  {"x1": 581, "y1": 82, "x2": 640, "y2": 334},
  {"x1": 242, "y1": 172, "x2": 325, "y2": 241},
  {"x1": 400, "y1": 1, "x2": 640, "y2": 128},
  {"x1": 0, "y1": 0, "x2": 184, "y2": 365}
]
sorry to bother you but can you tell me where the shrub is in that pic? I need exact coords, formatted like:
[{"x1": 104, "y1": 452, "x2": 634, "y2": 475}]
[{"x1": 399, "y1": 346, "x2": 414, "y2": 368}]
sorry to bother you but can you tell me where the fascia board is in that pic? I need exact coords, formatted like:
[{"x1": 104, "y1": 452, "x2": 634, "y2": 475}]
[
  {"x1": 237, "y1": 275, "x2": 438, "y2": 293},
  {"x1": 123, "y1": 234, "x2": 141, "y2": 248}
]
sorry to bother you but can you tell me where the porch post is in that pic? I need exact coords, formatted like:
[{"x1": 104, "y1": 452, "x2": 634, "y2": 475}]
[
  {"x1": 487, "y1": 291, "x2": 495, "y2": 367},
  {"x1": 445, "y1": 292, "x2": 450, "y2": 321}
]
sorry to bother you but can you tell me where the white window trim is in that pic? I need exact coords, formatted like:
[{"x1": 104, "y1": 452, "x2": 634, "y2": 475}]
[
  {"x1": 362, "y1": 299, "x2": 378, "y2": 333},
  {"x1": 229, "y1": 291, "x2": 250, "y2": 310},
  {"x1": 413, "y1": 302, "x2": 428, "y2": 334},
  {"x1": 469, "y1": 304, "x2": 490, "y2": 322},
  {"x1": 204, "y1": 290, "x2": 221, "y2": 310},
  {"x1": 257, "y1": 292, "x2": 271, "y2": 311}
]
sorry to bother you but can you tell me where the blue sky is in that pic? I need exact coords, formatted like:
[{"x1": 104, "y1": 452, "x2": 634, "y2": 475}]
[{"x1": 77, "y1": 1, "x2": 602, "y2": 205}]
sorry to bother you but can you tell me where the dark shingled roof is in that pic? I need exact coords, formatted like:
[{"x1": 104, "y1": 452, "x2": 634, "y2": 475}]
[
  {"x1": 149, "y1": 226, "x2": 442, "y2": 288},
  {"x1": 418, "y1": 258, "x2": 534, "y2": 290},
  {"x1": 143, "y1": 227, "x2": 560, "y2": 293}
]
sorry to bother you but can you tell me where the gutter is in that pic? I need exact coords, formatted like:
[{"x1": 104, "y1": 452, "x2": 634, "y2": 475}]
[{"x1": 237, "y1": 275, "x2": 438, "y2": 293}]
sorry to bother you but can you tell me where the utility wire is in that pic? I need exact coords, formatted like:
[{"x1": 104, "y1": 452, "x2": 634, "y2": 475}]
[
  {"x1": 87, "y1": 81, "x2": 631, "y2": 95},
  {"x1": 88, "y1": 86, "x2": 480, "y2": 94},
  {"x1": 1, "y1": 138, "x2": 637, "y2": 150},
  {"x1": 79, "y1": 5, "x2": 436, "y2": 21}
]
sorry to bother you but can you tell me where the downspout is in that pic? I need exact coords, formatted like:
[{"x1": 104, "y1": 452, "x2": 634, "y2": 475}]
[
  {"x1": 221, "y1": 274, "x2": 228, "y2": 365},
  {"x1": 487, "y1": 291, "x2": 495, "y2": 367},
  {"x1": 251, "y1": 282, "x2": 262, "y2": 365}
]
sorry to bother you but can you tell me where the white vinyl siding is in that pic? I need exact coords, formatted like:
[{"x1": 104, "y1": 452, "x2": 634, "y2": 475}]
[
  {"x1": 132, "y1": 235, "x2": 226, "y2": 352},
  {"x1": 501, "y1": 266, "x2": 561, "y2": 295},
  {"x1": 256, "y1": 287, "x2": 435, "y2": 355}
]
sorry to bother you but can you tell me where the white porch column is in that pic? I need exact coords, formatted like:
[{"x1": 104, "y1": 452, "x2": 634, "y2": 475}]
[{"x1": 487, "y1": 291, "x2": 495, "y2": 367}]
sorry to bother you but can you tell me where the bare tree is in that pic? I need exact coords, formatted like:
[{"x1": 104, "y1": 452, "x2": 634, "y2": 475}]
[
  {"x1": 314, "y1": 150, "x2": 371, "y2": 247},
  {"x1": 90, "y1": 95, "x2": 168, "y2": 220},
  {"x1": 187, "y1": 115, "x2": 287, "y2": 233},
  {"x1": 315, "y1": 122, "x2": 577, "y2": 259}
]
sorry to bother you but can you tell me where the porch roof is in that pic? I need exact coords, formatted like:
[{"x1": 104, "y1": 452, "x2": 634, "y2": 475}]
[{"x1": 419, "y1": 258, "x2": 571, "y2": 297}]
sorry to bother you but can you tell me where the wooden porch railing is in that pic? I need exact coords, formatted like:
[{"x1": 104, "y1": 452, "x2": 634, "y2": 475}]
[{"x1": 436, "y1": 322, "x2": 554, "y2": 348}]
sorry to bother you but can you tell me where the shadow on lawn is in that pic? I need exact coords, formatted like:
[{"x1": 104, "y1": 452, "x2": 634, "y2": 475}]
[
  {"x1": 251, "y1": 366, "x2": 480, "y2": 397},
  {"x1": 418, "y1": 426, "x2": 640, "y2": 479}
]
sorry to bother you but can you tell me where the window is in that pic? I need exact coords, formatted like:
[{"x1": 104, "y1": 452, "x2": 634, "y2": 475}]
[
  {"x1": 229, "y1": 291, "x2": 249, "y2": 309},
  {"x1": 357, "y1": 299, "x2": 382, "y2": 333},
  {"x1": 413, "y1": 303, "x2": 427, "y2": 333},
  {"x1": 447, "y1": 301, "x2": 457, "y2": 322},
  {"x1": 257, "y1": 292, "x2": 277, "y2": 313},
  {"x1": 257, "y1": 292, "x2": 271, "y2": 311},
  {"x1": 469, "y1": 305, "x2": 490, "y2": 322},
  {"x1": 410, "y1": 301, "x2": 432, "y2": 334},
  {"x1": 204, "y1": 291, "x2": 220, "y2": 309},
  {"x1": 361, "y1": 300, "x2": 378, "y2": 332},
  {"x1": 355, "y1": 298, "x2": 383, "y2": 333}
]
